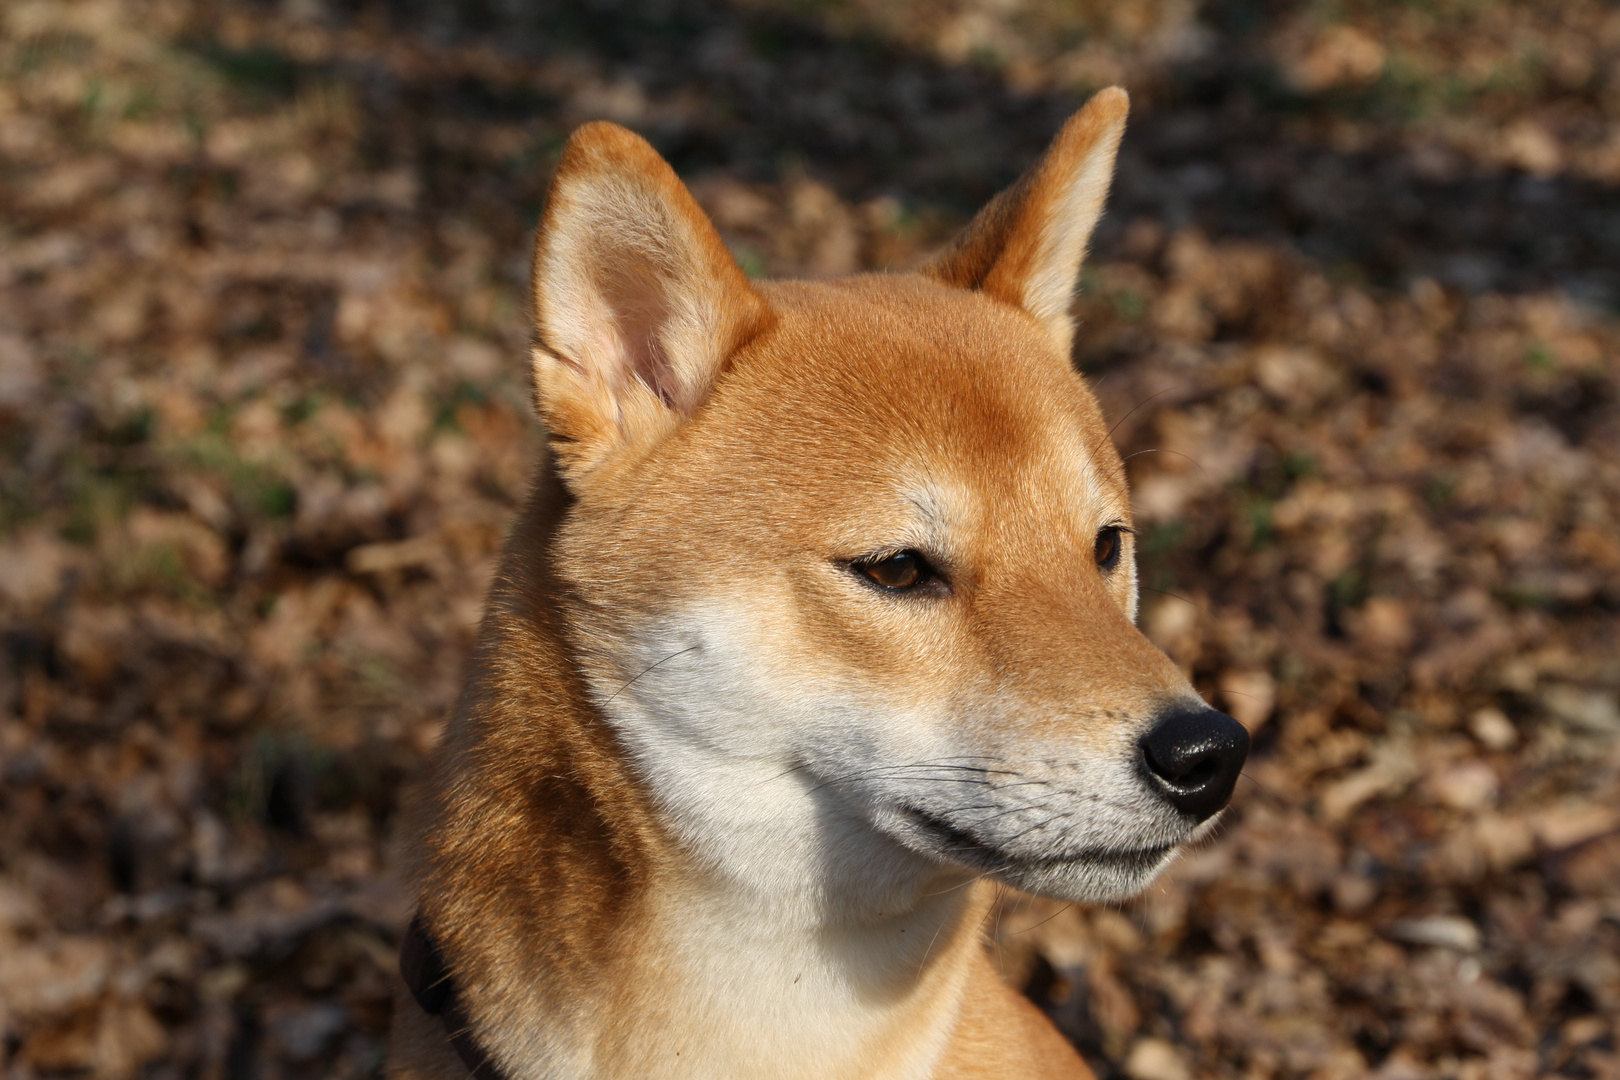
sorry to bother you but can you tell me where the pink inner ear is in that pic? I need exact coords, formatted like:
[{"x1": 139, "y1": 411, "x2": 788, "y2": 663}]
[{"x1": 599, "y1": 261, "x2": 680, "y2": 410}]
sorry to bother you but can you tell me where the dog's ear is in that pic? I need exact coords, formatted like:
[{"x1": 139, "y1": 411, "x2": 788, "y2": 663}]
[
  {"x1": 529, "y1": 122, "x2": 769, "y2": 484},
  {"x1": 924, "y1": 87, "x2": 1128, "y2": 356}
]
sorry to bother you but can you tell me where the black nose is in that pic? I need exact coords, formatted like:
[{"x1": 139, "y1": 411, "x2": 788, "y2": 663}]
[{"x1": 1139, "y1": 706, "x2": 1250, "y2": 821}]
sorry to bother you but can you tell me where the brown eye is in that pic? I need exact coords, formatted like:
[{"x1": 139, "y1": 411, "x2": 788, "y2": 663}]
[
  {"x1": 1094, "y1": 526, "x2": 1124, "y2": 571},
  {"x1": 855, "y1": 550, "x2": 930, "y2": 591}
]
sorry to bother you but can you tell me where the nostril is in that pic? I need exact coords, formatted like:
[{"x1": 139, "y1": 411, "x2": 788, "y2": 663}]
[
  {"x1": 1140, "y1": 706, "x2": 1251, "y2": 821},
  {"x1": 1141, "y1": 732, "x2": 1223, "y2": 787},
  {"x1": 1176, "y1": 756, "x2": 1219, "y2": 788}
]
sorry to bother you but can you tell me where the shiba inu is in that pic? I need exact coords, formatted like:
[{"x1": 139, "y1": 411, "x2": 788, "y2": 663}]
[{"x1": 387, "y1": 86, "x2": 1249, "y2": 1080}]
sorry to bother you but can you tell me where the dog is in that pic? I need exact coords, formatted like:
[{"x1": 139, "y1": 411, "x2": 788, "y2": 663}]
[{"x1": 386, "y1": 86, "x2": 1249, "y2": 1080}]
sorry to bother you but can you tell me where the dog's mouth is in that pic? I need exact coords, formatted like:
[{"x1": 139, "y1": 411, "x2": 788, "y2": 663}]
[{"x1": 893, "y1": 805, "x2": 1175, "y2": 877}]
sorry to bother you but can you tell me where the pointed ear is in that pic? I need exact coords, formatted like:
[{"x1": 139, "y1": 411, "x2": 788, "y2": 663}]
[
  {"x1": 923, "y1": 87, "x2": 1128, "y2": 356},
  {"x1": 529, "y1": 122, "x2": 769, "y2": 484}
]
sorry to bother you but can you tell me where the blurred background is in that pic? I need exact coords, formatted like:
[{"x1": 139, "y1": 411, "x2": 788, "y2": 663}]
[{"x1": 1, "y1": 0, "x2": 1617, "y2": 1077}]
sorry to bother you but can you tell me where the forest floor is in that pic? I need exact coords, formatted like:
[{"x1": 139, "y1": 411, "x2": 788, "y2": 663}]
[{"x1": 1, "y1": 0, "x2": 1618, "y2": 1077}]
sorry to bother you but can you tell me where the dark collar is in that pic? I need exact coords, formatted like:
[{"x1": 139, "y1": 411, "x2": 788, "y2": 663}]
[{"x1": 399, "y1": 914, "x2": 509, "y2": 1080}]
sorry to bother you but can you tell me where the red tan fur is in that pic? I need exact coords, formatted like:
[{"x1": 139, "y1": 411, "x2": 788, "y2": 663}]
[{"x1": 387, "y1": 86, "x2": 1248, "y2": 1080}]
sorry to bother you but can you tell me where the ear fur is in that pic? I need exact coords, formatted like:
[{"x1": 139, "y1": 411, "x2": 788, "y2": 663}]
[
  {"x1": 924, "y1": 86, "x2": 1128, "y2": 356},
  {"x1": 530, "y1": 122, "x2": 769, "y2": 484}
]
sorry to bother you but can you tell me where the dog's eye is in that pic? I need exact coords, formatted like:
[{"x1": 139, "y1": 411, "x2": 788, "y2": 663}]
[
  {"x1": 1094, "y1": 526, "x2": 1125, "y2": 571},
  {"x1": 854, "y1": 550, "x2": 931, "y2": 591}
]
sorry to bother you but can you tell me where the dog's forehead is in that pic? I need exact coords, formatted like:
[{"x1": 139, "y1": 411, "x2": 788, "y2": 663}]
[{"x1": 705, "y1": 276, "x2": 1124, "y2": 507}]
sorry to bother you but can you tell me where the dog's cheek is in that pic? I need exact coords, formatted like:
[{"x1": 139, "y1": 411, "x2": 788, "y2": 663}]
[{"x1": 609, "y1": 597, "x2": 868, "y2": 755}]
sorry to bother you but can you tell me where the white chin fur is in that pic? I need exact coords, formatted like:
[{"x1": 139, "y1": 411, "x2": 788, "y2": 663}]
[
  {"x1": 875, "y1": 801, "x2": 1226, "y2": 905},
  {"x1": 992, "y1": 845, "x2": 1182, "y2": 904}
]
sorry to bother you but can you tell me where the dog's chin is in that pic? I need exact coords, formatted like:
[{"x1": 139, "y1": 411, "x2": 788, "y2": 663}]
[
  {"x1": 990, "y1": 849, "x2": 1180, "y2": 904},
  {"x1": 884, "y1": 805, "x2": 1190, "y2": 905}
]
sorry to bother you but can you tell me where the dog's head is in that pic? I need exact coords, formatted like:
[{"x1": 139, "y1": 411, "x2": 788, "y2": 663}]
[{"x1": 527, "y1": 88, "x2": 1248, "y2": 905}]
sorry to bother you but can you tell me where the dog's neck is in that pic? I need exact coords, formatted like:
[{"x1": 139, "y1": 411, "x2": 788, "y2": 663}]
[
  {"x1": 557, "y1": 640, "x2": 992, "y2": 1079},
  {"x1": 415, "y1": 470, "x2": 991, "y2": 1080},
  {"x1": 617, "y1": 788, "x2": 989, "y2": 1080}
]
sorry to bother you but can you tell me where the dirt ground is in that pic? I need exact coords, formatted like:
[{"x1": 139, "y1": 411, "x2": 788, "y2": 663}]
[{"x1": 1, "y1": 0, "x2": 1618, "y2": 1077}]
